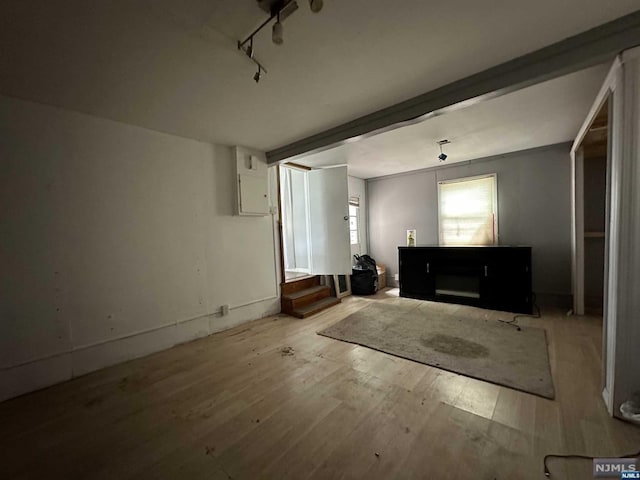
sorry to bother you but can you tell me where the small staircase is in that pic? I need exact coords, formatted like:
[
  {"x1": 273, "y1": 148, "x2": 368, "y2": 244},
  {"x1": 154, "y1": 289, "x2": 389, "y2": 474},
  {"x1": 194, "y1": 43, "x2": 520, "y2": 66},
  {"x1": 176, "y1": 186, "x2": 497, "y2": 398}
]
[{"x1": 281, "y1": 276, "x2": 341, "y2": 318}]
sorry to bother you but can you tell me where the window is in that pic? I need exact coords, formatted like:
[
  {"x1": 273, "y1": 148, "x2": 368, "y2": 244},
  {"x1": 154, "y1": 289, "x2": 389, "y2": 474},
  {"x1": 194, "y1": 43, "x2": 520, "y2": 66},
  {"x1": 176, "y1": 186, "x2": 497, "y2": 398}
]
[
  {"x1": 438, "y1": 174, "x2": 498, "y2": 246},
  {"x1": 348, "y1": 196, "x2": 360, "y2": 245}
]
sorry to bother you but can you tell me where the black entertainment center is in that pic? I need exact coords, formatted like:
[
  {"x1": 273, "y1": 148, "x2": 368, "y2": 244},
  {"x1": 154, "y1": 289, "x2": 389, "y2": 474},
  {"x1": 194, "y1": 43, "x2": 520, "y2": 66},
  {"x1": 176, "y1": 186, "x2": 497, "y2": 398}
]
[{"x1": 398, "y1": 246, "x2": 532, "y2": 314}]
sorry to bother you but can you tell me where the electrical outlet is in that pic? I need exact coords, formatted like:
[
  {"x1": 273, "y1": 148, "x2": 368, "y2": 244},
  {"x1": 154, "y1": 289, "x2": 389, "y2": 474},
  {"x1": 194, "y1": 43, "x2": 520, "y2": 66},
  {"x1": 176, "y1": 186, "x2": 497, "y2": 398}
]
[{"x1": 221, "y1": 304, "x2": 229, "y2": 316}]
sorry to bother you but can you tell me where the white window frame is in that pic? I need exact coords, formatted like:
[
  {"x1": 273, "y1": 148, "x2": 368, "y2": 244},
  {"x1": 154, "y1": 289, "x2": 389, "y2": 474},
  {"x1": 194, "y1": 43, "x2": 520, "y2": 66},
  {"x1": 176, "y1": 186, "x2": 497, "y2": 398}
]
[
  {"x1": 348, "y1": 196, "x2": 360, "y2": 248},
  {"x1": 437, "y1": 173, "x2": 499, "y2": 246},
  {"x1": 280, "y1": 164, "x2": 312, "y2": 275}
]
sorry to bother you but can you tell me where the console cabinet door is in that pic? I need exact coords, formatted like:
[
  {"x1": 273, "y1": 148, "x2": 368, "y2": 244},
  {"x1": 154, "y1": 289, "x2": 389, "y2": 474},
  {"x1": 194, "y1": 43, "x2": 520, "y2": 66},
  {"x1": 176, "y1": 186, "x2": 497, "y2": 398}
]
[
  {"x1": 399, "y1": 249, "x2": 434, "y2": 297},
  {"x1": 482, "y1": 249, "x2": 532, "y2": 314}
]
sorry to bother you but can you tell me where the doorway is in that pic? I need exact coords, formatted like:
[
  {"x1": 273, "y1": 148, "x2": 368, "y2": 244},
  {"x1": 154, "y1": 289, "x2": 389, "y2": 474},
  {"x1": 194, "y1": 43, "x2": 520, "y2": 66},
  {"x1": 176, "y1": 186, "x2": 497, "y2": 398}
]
[
  {"x1": 571, "y1": 57, "x2": 624, "y2": 414},
  {"x1": 581, "y1": 99, "x2": 609, "y2": 316},
  {"x1": 277, "y1": 163, "x2": 353, "y2": 283}
]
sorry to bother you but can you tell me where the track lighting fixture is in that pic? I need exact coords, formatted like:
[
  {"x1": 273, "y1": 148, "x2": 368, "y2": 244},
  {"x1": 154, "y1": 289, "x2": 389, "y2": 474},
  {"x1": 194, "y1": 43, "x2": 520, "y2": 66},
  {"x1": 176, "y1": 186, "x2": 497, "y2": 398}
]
[
  {"x1": 437, "y1": 140, "x2": 450, "y2": 162},
  {"x1": 238, "y1": 39, "x2": 267, "y2": 82},
  {"x1": 237, "y1": 0, "x2": 325, "y2": 82},
  {"x1": 272, "y1": 13, "x2": 283, "y2": 45},
  {"x1": 309, "y1": 0, "x2": 323, "y2": 13}
]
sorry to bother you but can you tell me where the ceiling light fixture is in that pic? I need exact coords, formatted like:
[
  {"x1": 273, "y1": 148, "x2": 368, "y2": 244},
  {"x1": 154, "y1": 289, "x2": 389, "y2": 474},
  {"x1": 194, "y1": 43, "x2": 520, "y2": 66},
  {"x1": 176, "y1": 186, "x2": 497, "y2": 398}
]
[
  {"x1": 254, "y1": 65, "x2": 263, "y2": 83},
  {"x1": 272, "y1": 12, "x2": 284, "y2": 45},
  {"x1": 237, "y1": 0, "x2": 325, "y2": 83},
  {"x1": 239, "y1": 41, "x2": 267, "y2": 80},
  {"x1": 437, "y1": 139, "x2": 451, "y2": 162}
]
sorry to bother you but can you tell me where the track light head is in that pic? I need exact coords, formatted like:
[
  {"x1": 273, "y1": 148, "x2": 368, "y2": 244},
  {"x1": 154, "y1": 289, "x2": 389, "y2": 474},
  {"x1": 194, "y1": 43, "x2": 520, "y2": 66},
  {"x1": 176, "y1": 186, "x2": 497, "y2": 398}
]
[
  {"x1": 272, "y1": 19, "x2": 283, "y2": 44},
  {"x1": 436, "y1": 139, "x2": 450, "y2": 162},
  {"x1": 309, "y1": 0, "x2": 323, "y2": 12},
  {"x1": 253, "y1": 66, "x2": 262, "y2": 83}
]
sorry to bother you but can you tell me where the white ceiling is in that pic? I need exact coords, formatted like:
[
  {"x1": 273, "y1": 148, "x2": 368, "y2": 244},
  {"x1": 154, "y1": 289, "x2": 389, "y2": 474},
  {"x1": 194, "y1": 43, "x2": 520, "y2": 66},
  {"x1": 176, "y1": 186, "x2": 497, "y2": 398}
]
[
  {"x1": 296, "y1": 63, "x2": 610, "y2": 178},
  {"x1": 0, "y1": 1, "x2": 635, "y2": 152}
]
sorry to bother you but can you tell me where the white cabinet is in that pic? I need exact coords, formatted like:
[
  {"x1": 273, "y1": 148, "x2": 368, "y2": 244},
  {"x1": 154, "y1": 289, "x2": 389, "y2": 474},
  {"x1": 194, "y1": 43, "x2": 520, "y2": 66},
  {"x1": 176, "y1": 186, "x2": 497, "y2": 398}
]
[{"x1": 234, "y1": 146, "x2": 269, "y2": 216}]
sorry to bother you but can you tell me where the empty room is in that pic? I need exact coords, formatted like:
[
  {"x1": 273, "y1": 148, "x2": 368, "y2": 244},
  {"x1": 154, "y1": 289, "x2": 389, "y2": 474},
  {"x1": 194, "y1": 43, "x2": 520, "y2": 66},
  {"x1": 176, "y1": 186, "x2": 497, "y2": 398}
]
[{"x1": 2, "y1": 1, "x2": 640, "y2": 479}]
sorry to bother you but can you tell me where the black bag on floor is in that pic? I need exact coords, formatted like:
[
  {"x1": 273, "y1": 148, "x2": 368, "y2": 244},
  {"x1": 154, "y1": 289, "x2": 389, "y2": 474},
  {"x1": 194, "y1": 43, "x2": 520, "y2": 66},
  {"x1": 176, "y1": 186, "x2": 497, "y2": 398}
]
[
  {"x1": 351, "y1": 255, "x2": 378, "y2": 295},
  {"x1": 351, "y1": 268, "x2": 377, "y2": 295},
  {"x1": 355, "y1": 254, "x2": 377, "y2": 272}
]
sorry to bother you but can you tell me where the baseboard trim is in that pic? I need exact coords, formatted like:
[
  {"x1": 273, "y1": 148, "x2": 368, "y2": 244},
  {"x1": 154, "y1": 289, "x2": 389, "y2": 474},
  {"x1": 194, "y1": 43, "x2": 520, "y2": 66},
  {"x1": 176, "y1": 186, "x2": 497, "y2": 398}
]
[
  {"x1": 535, "y1": 293, "x2": 572, "y2": 309},
  {"x1": 0, "y1": 297, "x2": 280, "y2": 403}
]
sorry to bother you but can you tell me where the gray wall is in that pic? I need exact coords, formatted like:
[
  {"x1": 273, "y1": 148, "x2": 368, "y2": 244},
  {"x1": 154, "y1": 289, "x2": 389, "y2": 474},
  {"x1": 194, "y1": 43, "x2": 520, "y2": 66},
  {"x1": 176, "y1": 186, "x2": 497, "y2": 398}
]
[{"x1": 367, "y1": 143, "x2": 573, "y2": 303}]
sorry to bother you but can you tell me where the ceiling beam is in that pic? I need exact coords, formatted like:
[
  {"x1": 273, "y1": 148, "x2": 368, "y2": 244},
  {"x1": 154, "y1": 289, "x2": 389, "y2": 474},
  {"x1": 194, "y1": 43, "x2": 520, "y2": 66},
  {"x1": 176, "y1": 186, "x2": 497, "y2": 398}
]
[{"x1": 266, "y1": 10, "x2": 640, "y2": 164}]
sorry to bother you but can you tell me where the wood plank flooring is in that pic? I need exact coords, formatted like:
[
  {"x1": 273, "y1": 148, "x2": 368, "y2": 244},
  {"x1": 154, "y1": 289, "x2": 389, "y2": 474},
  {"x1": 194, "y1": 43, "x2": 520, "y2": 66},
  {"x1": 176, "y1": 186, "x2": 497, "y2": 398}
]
[{"x1": 1, "y1": 288, "x2": 639, "y2": 479}]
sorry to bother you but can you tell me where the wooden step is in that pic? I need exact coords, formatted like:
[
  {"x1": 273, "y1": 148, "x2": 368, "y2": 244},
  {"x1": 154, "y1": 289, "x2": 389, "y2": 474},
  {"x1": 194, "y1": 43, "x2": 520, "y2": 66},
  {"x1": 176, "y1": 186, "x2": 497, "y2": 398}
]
[
  {"x1": 281, "y1": 285, "x2": 330, "y2": 312},
  {"x1": 281, "y1": 275, "x2": 319, "y2": 296},
  {"x1": 291, "y1": 296, "x2": 341, "y2": 319}
]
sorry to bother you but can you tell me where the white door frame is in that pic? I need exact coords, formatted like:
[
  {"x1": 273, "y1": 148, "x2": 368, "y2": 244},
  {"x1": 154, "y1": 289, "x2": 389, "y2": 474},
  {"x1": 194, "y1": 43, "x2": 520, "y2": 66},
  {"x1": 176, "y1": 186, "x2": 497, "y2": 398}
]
[
  {"x1": 571, "y1": 57, "x2": 622, "y2": 413},
  {"x1": 570, "y1": 146, "x2": 585, "y2": 315},
  {"x1": 610, "y1": 47, "x2": 640, "y2": 417},
  {"x1": 570, "y1": 48, "x2": 640, "y2": 415},
  {"x1": 279, "y1": 164, "x2": 313, "y2": 278}
]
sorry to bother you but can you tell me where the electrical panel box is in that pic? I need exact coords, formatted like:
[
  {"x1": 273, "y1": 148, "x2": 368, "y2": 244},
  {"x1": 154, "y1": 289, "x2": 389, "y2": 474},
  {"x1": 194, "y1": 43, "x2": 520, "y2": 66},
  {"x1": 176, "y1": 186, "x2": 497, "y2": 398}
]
[{"x1": 234, "y1": 146, "x2": 269, "y2": 216}]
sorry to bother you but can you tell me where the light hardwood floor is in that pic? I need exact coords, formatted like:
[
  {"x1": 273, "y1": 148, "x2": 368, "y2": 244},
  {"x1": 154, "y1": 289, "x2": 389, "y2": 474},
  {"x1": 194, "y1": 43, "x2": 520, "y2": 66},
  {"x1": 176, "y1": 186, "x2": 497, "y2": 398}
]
[{"x1": 1, "y1": 289, "x2": 639, "y2": 479}]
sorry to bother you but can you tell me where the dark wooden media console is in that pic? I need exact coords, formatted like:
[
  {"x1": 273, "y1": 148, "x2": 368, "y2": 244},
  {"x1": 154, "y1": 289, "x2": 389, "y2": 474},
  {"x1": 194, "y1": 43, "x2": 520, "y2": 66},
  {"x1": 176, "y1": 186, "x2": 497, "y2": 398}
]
[{"x1": 398, "y1": 246, "x2": 532, "y2": 314}]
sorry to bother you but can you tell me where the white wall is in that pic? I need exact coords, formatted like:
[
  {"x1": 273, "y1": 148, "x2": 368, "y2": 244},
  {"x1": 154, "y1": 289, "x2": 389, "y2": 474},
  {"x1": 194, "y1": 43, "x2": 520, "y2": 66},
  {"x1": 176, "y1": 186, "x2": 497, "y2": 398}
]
[
  {"x1": 0, "y1": 95, "x2": 280, "y2": 401},
  {"x1": 348, "y1": 176, "x2": 368, "y2": 258}
]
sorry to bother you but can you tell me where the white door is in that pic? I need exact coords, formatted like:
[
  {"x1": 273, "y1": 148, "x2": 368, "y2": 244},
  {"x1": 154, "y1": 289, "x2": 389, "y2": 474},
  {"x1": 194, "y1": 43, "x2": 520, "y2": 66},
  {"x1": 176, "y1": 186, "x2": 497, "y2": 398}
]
[{"x1": 307, "y1": 166, "x2": 352, "y2": 275}]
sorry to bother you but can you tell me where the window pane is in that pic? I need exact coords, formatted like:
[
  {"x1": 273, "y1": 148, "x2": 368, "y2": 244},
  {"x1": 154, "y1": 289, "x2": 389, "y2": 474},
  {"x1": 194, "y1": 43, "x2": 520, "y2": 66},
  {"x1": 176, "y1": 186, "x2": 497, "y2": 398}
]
[
  {"x1": 439, "y1": 176, "x2": 496, "y2": 246},
  {"x1": 349, "y1": 216, "x2": 358, "y2": 230},
  {"x1": 349, "y1": 205, "x2": 357, "y2": 216},
  {"x1": 350, "y1": 230, "x2": 359, "y2": 245}
]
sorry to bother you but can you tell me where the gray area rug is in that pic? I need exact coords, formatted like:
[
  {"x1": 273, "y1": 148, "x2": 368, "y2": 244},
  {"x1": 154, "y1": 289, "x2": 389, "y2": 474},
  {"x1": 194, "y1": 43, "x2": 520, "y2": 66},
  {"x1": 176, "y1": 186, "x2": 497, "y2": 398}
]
[{"x1": 318, "y1": 301, "x2": 555, "y2": 399}]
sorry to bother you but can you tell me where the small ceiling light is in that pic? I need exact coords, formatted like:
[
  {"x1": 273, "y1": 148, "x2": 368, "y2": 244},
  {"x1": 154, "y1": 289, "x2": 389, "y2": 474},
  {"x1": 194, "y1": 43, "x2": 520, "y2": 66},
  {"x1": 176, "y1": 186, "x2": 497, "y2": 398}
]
[
  {"x1": 309, "y1": 0, "x2": 323, "y2": 13},
  {"x1": 437, "y1": 139, "x2": 450, "y2": 162},
  {"x1": 272, "y1": 13, "x2": 283, "y2": 45},
  {"x1": 254, "y1": 65, "x2": 262, "y2": 83}
]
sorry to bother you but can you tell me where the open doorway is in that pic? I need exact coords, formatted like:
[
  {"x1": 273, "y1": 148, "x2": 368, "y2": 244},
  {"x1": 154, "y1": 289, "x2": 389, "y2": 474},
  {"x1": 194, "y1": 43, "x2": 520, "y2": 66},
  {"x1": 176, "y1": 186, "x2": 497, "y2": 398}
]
[
  {"x1": 581, "y1": 99, "x2": 609, "y2": 315},
  {"x1": 277, "y1": 163, "x2": 352, "y2": 283},
  {"x1": 573, "y1": 94, "x2": 612, "y2": 401},
  {"x1": 571, "y1": 58, "x2": 621, "y2": 414},
  {"x1": 277, "y1": 163, "x2": 352, "y2": 317}
]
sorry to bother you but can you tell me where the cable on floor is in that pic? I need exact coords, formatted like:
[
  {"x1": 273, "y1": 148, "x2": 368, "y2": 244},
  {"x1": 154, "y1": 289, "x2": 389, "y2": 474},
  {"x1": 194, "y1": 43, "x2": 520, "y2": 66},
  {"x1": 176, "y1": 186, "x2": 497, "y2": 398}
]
[{"x1": 498, "y1": 292, "x2": 541, "y2": 331}]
